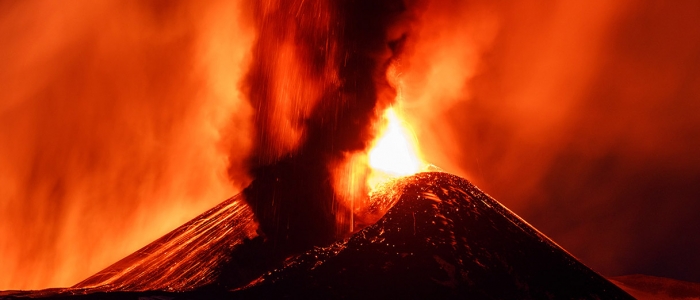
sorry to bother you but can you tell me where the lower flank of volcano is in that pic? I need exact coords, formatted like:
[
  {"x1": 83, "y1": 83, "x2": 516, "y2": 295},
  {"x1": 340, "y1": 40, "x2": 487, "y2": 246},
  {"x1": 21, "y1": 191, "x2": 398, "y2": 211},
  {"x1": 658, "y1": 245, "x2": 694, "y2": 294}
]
[{"x1": 4, "y1": 172, "x2": 632, "y2": 299}]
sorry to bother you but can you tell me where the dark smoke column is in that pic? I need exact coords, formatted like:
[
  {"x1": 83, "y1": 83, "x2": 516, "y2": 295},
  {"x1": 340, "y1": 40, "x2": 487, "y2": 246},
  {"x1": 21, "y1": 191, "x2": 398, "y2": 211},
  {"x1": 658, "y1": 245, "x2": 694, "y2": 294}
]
[{"x1": 239, "y1": 0, "x2": 413, "y2": 255}]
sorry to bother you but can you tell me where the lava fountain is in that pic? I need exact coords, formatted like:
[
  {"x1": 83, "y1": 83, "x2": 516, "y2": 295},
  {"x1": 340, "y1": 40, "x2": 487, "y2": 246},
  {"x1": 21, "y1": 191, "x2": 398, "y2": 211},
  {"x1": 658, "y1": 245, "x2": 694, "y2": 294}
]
[{"x1": 367, "y1": 106, "x2": 424, "y2": 188}]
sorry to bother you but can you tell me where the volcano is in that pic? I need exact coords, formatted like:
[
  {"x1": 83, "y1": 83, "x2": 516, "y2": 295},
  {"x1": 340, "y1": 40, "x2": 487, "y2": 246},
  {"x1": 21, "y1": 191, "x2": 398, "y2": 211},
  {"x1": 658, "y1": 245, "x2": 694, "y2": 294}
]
[
  {"x1": 236, "y1": 172, "x2": 632, "y2": 298},
  {"x1": 2, "y1": 172, "x2": 632, "y2": 299}
]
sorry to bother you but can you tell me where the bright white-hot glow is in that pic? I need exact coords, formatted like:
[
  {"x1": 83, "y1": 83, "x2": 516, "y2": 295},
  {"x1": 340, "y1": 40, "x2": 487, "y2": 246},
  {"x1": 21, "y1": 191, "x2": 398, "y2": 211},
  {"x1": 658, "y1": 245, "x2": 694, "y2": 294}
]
[
  {"x1": 367, "y1": 107, "x2": 422, "y2": 187},
  {"x1": 332, "y1": 105, "x2": 425, "y2": 231},
  {"x1": 368, "y1": 108, "x2": 421, "y2": 175}
]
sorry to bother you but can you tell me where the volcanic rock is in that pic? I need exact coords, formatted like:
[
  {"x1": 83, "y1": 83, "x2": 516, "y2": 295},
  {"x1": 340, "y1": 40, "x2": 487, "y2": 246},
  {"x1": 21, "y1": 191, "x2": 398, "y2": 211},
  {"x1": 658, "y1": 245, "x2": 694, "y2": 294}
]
[{"x1": 237, "y1": 172, "x2": 632, "y2": 299}]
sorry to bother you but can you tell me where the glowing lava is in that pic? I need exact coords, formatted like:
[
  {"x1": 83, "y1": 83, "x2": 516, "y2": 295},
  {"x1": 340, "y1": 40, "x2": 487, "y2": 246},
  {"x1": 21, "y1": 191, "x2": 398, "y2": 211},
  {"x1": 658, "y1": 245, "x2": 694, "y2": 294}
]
[
  {"x1": 331, "y1": 105, "x2": 426, "y2": 232},
  {"x1": 366, "y1": 107, "x2": 424, "y2": 189}
]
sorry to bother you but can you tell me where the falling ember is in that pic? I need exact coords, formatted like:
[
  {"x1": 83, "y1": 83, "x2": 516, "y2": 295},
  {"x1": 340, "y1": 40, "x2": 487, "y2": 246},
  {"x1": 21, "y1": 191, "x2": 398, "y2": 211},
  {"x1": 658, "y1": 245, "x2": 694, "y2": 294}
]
[{"x1": 367, "y1": 106, "x2": 424, "y2": 189}]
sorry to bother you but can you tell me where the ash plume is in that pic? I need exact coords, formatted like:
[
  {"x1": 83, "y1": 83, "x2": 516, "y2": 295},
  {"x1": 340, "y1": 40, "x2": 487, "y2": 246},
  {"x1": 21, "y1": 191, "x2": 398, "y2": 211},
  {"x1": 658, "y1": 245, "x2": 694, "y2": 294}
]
[{"x1": 239, "y1": 0, "x2": 422, "y2": 252}]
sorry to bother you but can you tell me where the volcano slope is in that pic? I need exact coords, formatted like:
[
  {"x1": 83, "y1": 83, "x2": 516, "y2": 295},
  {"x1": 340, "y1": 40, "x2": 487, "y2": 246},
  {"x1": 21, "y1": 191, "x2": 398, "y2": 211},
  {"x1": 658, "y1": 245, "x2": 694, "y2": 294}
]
[
  {"x1": 237, "y1": 172, "x2": 632, "y2": 299},
  {"x1": 3, "y1": 172, "x2": 632, "y2": 299}
]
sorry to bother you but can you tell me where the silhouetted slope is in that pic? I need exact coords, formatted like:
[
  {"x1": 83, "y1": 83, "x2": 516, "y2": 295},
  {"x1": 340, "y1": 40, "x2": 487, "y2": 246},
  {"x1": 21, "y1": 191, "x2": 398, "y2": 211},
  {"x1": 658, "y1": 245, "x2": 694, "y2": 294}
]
[{"x1": 240, "y1": 172, "x2": 632, "y2": 299}]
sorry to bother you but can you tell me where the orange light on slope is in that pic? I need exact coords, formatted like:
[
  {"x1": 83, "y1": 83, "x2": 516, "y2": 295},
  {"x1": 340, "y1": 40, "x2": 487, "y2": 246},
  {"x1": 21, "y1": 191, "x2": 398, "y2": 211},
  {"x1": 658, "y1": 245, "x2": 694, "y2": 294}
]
[{"x1": 366, "y1": 106, "x2": 424, "y2": 189}]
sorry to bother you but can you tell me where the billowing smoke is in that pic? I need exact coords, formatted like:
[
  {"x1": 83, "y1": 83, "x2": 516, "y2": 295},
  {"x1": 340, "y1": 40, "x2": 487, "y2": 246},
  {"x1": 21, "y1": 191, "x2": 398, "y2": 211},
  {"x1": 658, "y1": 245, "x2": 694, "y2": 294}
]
[{"x1": 240, "y1": 0, "x2": 421, "y2": 253}]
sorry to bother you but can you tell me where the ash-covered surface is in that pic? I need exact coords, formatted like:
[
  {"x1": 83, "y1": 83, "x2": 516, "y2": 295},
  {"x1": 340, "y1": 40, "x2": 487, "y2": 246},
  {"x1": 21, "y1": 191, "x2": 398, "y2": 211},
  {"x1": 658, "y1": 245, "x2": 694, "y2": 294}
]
[
  {"x1": 2, "y1": 172, "x2": 633, "y2": 299},
  {"x1": 237, "y1": 172, "x2": 632, "y2": 299}
]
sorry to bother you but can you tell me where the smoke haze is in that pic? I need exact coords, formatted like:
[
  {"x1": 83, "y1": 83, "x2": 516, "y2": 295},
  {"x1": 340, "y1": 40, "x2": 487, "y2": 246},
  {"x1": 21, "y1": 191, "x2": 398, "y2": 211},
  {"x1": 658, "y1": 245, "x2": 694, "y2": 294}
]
[
  {"x1": 401, "y1": 0, "x2": 700, "y2": 282},
  {"x1": 0, "y1": 0, "x2": 254, "y2": 289}
]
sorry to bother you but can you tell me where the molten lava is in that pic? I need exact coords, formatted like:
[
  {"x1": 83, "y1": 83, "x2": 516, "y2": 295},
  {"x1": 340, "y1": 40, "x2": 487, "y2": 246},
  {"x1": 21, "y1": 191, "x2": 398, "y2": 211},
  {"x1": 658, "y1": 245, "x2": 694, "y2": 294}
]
[
  {"x1": 330, "y1": 104, "x2": 428, "y2": 231},
  {"x1": 367, "y1": 107, "x2": 424, "y2": 189}
]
